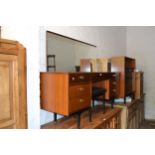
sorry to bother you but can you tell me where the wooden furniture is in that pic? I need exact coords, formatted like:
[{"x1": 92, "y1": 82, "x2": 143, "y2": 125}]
[
  {"x1": 80, "y1": 58, "x2": 110, "y2": 72},
  {"x1": 135, "y1": 72, "x2": 143, "y2": 99},
  {"x1": 40, "y1": 72, "x2": 91, "y2": 116},
  {"x1": 0, "y1": 39, "x2": 27, "y2": 129},
  {"x1": 111, "y1": 56, "x2": 136, "y2": 101},
  {"x1": 40, "y1": 72, "x2": 92, "y2": 128},
  {"x1": 80, "y1": 58, "x2": 119, "y2": 100},
  {"x1": 40, "y1": 72, "x2": 118, "y2": 128},
  {"x1": 41, "y1": 106, "x2": 122, "y2": 129},
  {"x1": 80, "y1": 58, "x2": 96, "y2": 72},
  {"x1": 127, "y1": 95, "x2": 145, "y2": 128},
  {"x1": 114, "y1": 95, "x2": 145, "y2": 129},
  {"x1": 96, "y1": 58, "x2": 110, "y2": 72}
]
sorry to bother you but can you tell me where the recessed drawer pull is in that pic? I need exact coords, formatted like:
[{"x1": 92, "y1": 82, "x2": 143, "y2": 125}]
[
  {"x1": 79, "y1": 87, "x2": 84, "y2": 91},
  {"x1": 113, "y1": 89, "x2": 116, "y2": 92},
  {"x1": 112, "y1": 82, "x2": 116, "y2": 85},
  {"x1": 72, "y1": 77, "x2": 75, "y2": 81},
  {"x1": 79, "y1": 76, "x2": 85, "y2": 80},
  {"x1": 79, "y1": 99, "x2": 84, "y2": 103}
]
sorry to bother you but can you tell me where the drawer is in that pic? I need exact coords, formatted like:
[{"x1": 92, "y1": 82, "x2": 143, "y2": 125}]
[
  {"x1": 69, "y1": 84, "x2": 91, "y2": 99},
  {"x1": 92, "y1": 73, "x2": 112, "y2": 82},
  {"x1": 110, "y1": 88, "x2": 118, "y2": 97},
  {"x1": 69, "y1": 73, "x2": 90, "y2": 84},
  {"x1": 69, "y1": 96, "x2": 91, "y2": 114},
  {"x1": 110, "y1": 73, "x2": 119, "y2": 80},
  {"x1": 111, "y1": 81, "x2": 117, "y2": 88}
]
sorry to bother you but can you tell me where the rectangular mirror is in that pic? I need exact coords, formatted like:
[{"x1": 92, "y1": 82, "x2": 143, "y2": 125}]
[{"x1": 46, "y1": 31, "x2": 97, "y2": 72}]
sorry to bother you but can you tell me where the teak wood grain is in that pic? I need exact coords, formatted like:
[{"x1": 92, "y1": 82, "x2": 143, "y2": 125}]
[
  {"x1": 135, "y1": 72, "x2": 143, "y2": 99},
  {"x1": 40, "y1": 72, "x2": 118, "y2": 117},
  {"x1": 111, "y1": 56, "x2": 136, "y2": 98}
]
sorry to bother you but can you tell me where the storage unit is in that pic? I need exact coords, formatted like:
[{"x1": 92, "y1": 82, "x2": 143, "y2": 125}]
[
  {"x1": 40, "y1": 72, "x2": 92, "y2": 116},
  {"x1": 111, "y1": 56, "x2": 136, "y2": 99},
  {"x1": 41, "y1": 106, "x2": 122, "y2": 129},
  {"x1": 135, "y1": 72, "x2": 143, "y2": 99},
  {"x1": 0, "y1": 39, "x2": 27, "y2": 129},
  {"x1": 115, "y1": 95, "x2": 145, "y2": 129},
  {"x1": 127, "y1": 96, "x2": 145, "y2": 128}
]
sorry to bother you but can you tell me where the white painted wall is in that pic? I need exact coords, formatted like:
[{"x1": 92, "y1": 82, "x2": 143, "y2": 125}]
[
  {"x1": 47, "y1": 32, "x2": 98, "y2": 72},
  {"x1": 126, "y1": 26, "x2": 155, "y2": 120},
  {"x1": 40, "y1": 26, "x2": 126, "y2": 72},
  {"x1": 40, "y1": 26, "x2": 126, "y2": 125},
  {"x1": 1, "y1": 26, "x2": 40, "y2": 129}
]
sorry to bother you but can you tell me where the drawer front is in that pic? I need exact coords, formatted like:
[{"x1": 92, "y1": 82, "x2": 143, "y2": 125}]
[
  {"x1": 69, "y1": 96, "x2": 91, "y2": 114},
  {"x1": 69, "y1": 73, "x2": 90, "y2": 84},
  {"x1": 69, "y1": 84, "x2": 91, "y2": 99},
  {"x1": 110, "y1": 88, "x2": 118, "y2": 97},
  {"x1": 92, "y1": 73, "x2": 113, "y2": 82},
  {"x1": 110, "y1": 74, "x2": 119, "y2": 97}
]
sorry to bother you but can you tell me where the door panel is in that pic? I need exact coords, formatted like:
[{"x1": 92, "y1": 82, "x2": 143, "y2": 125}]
[{"x1": 0, "y1": 54, "x2": 19, "y2": 128}]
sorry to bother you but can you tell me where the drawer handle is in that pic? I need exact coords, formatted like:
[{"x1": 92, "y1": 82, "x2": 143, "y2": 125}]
[
  {"x1": 79, "y1": 76, "x2": 85, "y2": 80},
  {"x1": 113, "y1": 89, "x2": 116, "y2": 92},
  {"x1": 72, "y1": 77, "x2": 75, "y2": 81},
  {"x1": 79, "y1": 87, "x2": 84, "y2": 91},
  {"x1": 99, "y1": 73, "x2": 102, "y2": 76},
  {"x1": 79, "y1": 99, "x2": 84, "y2": 103},
  {"x1": 112, "y1": 82, "x2": 116, "y2": 85}
]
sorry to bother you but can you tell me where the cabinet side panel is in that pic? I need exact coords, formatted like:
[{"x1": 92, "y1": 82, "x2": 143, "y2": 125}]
[
  {"x1": 40, "y1": 73, "x2": 68, "y2": 116},
  {"x1": 111, "y1": 57, "x2": 125, "y2": 98}
]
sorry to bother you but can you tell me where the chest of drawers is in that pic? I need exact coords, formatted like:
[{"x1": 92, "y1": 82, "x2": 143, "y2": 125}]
[{"x1": 40, "y1": 72, "x2": 92, "y2": 116}]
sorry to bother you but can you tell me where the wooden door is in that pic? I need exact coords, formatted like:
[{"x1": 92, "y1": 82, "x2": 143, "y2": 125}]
[{"x1": 0, "y1": 54, "x2": 19, "y2": 128}]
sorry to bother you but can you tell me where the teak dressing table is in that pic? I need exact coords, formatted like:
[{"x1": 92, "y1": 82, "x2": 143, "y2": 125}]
[{"x1": 40, "y1": 72, "x2": 119, "y2": 128}]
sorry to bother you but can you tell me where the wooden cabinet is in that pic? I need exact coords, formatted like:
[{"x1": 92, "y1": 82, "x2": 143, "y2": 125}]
[
  {"x1": 127, "y1": 96, "x2": 144, "y2": 129},
  {"x1": 135, "y1": 72, "x2": 143, "y2": 99},
  {"x1": 111, "y1": 56, "x2": 136, "y2": 98},
  {"x1": 41, "y1": 106, "x2": 122, "y2": 129},
  {"x1": 40, "y1": 72, "x2": 92, "y2": 116},
  {"x1": 0, "y1": 39, "x2": 27, "y2": 129},
  {"x1": 96, "y1": 109, "x2": 121, "y2": 129}
]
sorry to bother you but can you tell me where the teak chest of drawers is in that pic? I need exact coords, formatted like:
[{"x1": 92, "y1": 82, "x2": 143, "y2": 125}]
[{"x1": 40, "y1": 72, "x2": 118, "y2": 118}]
